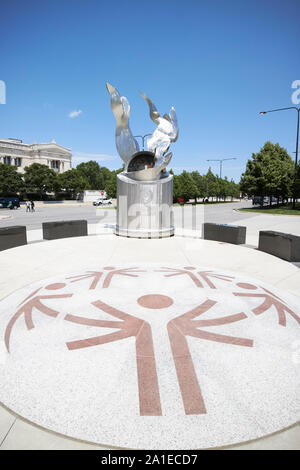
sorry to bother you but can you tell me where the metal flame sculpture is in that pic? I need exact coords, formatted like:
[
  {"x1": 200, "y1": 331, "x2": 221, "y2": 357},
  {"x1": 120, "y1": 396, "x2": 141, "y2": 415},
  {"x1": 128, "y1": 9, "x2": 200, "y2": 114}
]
[{"x1": 106, "y1": 82, "x2": 178, "y2": 181}]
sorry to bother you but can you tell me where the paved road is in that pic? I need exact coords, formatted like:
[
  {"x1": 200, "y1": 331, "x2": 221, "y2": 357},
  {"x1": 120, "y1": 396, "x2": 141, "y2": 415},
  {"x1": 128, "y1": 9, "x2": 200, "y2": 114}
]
[
  {"x1": 174, "y1": 200, "x2": 256, "y2": 226},
  {"x1": 0, "y1": 201, "x2": 254, "y2": 230},
  {"x1": 0, "y1": 204, "x2": 113, "y2": 229}
]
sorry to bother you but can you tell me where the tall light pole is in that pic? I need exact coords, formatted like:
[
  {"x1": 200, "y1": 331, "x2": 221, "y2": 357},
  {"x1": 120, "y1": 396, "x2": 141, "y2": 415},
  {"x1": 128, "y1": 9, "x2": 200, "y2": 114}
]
[
  {"x1": 259, "y1": 107, "x2": 300, "y2": 209},
  {"x1": 206, "y1": 158, "x2": 237, "y2": 179},
  {"x1": 133, "y1": 133, "x2": 152, "y2": 151}
]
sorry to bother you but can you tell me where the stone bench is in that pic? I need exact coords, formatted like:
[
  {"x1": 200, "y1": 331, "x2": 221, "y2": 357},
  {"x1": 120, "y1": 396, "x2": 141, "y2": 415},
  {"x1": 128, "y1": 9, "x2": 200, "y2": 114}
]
[
  {"x1": 258, "y1": 231, "x2": 300, "y2": 262},
  {"x1": 203, "y1": 223, "x2": 246, "y2": 245},
  {"x1": 0, "y1": 226, "x2": 27, "y2": 251},
  {"x1": 42, "y1": 220, "x2": 88, "y2": 240}
]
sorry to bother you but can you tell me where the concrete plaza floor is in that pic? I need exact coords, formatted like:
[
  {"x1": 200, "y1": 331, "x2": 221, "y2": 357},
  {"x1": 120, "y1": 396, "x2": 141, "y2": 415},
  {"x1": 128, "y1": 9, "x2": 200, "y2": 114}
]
[{"x1": 0, "y1": 234, "x2": 299, "y2": 449}]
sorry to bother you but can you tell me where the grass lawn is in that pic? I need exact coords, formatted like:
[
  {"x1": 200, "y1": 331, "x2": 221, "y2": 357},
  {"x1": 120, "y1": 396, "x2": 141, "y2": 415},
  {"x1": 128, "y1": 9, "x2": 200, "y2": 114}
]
[{"x1": 238, "y1": 203, "x2": 300, "y2": 215}]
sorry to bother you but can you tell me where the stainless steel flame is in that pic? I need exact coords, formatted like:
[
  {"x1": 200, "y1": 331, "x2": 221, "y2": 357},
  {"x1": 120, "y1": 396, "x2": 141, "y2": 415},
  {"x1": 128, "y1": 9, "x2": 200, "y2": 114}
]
[
  {"x1": 106, "y1": 82, "x2": 139, "y2": 165},
  {"x1": 106, "y1": 83, "x2": 178, "y2": 181}
]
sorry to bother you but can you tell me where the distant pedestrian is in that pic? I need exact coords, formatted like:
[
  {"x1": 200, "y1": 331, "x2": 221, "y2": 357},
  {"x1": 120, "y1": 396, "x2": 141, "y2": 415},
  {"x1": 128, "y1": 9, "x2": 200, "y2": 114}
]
[
  {"x1": 30, "y1": 200, "x2": 35, "y2": 212},
  {"x1": 26, "y1": 201, "x2": 31, "y2": 212}
]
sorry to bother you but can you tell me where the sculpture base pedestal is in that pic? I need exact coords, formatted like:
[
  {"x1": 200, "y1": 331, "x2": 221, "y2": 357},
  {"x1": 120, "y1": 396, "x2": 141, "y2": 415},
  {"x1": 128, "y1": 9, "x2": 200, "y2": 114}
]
[{"x1": 116, "y1": 173, "x2": 174, "y2": 239}]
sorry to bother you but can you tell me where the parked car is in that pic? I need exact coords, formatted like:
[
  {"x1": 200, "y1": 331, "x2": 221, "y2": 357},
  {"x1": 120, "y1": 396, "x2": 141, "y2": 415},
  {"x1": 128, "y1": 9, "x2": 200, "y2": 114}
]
[
  {"x1": 252, "y1": 196, "x2": 262, "y2": 205},
  {"x1": 252, "y1": 196, "x2": 271, "y2": 205},
  {"x1": 270, "y1": 196, "x2": 283, "y2": 203},
  {"x1": 0, "y1": 197, "x2": 20, "y2": 209},
  {"x1": 93, "y1": 197, "x2": 112, "y2": 206}
]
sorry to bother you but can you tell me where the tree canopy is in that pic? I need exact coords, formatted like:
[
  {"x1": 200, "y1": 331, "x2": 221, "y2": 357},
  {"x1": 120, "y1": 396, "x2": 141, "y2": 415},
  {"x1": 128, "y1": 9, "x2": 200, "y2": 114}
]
[
  {"x1": 0, "y1": 163, "x2": 24, "y2": 197},
  {"x1": 104, "y1": 168, "x2": 123, "y2": 199},
  {"x1": 240, "y1": 141, "x2": 294, "y2": 201},
  {"x1": 170, "y1": 168, "x2": 240, "y2": 202},
  {"x1": 56, "y1": 169, "x2": 88, "y2": 199},
  {"x1": 76, "y1": 161, "x2": 112, "y2": 190},
  {"x1": 23, "y1": 163, "x2": 57, "y2": 198},
  {"x1": 0, "y1": 160, "x2": 240, "y2": 202}
]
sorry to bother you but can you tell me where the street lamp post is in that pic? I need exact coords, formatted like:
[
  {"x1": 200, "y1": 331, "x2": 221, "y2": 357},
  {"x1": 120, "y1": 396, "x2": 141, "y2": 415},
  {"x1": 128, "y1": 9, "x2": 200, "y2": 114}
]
[
  {"x1": 133, "y1": 133, "x2": 152, "y2": 151},
  {"x1": 206, "y1": 157, "x2": 237, "y2": 179},
  {"x1": 259, "y1": 107, "x2": 300, "y2": 209}
]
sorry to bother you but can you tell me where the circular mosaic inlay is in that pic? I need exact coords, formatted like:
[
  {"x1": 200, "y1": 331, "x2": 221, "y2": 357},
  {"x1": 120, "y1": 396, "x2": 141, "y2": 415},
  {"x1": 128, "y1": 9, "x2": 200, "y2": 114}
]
[{"x1": 0, "y1": 264, "x2": 299, "y2": 449}]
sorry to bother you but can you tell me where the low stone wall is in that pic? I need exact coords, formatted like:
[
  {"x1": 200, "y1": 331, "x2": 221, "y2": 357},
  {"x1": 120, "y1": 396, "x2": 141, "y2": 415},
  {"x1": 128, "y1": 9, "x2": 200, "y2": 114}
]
[
  {"x1": 203, "y1": 223, "x2": 246, "y2": 245},
  {"x1": 258, "y1": 230, "x2": 300, "y2": 262},
  {"x1": 0, "y1": 226, "x2": 27, "y2": 251},
  {"x1": 42, "y1": 220, "x2": 88, "y2": 240}
]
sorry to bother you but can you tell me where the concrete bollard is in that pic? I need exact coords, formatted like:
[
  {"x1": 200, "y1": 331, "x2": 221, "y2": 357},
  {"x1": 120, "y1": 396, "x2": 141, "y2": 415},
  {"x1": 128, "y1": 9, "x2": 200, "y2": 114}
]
[
  {"x1": 258, "y1": 230, "x2": 300, "y2": 262},
  {"x1": 0, "y1": 226, "x2": 27, "y2": 251},
  {"x1": 42, "y1": 220, "x2": 88, "y2": 240},
  {"x1": 203, "y1": 223, "x2": 246, "y2": 245}
]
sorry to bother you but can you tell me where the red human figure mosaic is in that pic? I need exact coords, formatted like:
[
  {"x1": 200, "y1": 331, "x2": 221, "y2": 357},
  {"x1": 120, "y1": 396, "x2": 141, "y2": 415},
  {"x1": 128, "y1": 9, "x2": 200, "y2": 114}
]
[
  {"x1": 196, "y1": 270, "x2": 234, "y2": 289},
  {"x1": 67, "y1": 271, "x2": 104, "y2": 290},
  {"x1": 64, "y1": 299, "x2": 162, "y2": 416},
  {"x1": 157, "y1": 267, "x2": 234, "y2": 289},
  {"x1": 66, "y1": 267, "x2": 145, "y2": 290},
  {"x1": 167, "y1": 300, "x2": 253, "y2": 415},
  {"x1": 233, "y1": 283, "x2": 300, "y2": 327},
  {"x1": 156, "y1": 267, "x2": 204, "y2": 287},
  {"x1": 5, "y1": 283, "x2": 72, "y2": 352},
  {"x1": 6, "y1": 268, "x2": 299, "y2": 417},
  {"x1": 66, "y1": 294, "x2": 253, "y2": 416},
  {"x1": 102, "y1": 267, "x2": 146, "y2": 288}
]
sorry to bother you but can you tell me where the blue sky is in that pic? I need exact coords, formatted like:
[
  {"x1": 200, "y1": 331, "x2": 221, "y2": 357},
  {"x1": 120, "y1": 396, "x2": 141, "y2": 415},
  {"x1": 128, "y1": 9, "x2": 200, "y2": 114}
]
[{"x1": 1, "y1": 0, "x2": 299, "y2": 181}]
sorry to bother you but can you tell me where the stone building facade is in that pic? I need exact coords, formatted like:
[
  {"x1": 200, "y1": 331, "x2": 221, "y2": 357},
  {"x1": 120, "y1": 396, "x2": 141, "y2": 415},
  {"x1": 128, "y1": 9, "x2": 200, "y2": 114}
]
[{"x1": 0, "y1": 138, "x2": 72, "y2": 173}]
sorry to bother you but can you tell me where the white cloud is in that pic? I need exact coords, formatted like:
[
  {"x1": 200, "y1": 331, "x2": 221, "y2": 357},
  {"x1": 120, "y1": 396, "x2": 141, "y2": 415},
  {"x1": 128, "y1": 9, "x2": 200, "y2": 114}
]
[{"x1": 68, "y1": 109, "x2": 82, "y2": 119}]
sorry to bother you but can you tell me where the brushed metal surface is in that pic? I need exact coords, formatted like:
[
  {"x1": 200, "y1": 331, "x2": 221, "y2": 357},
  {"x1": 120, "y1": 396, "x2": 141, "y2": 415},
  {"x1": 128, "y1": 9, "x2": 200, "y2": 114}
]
[
  {"x1": 140, "y1": 91, "x2": 179, "y2": 161},
  {"x1": 125, "y1": 151, "x2": 173, "y2": 181},
  {"x1": 106, "y1": 82, "x2": 178, "y2": 180},
  {"x1": 116, "y1": 172, "x2": 174, "y2": 238},
  {"x1": 106, "y1": 82, "x2": 139, "y2": 164}
]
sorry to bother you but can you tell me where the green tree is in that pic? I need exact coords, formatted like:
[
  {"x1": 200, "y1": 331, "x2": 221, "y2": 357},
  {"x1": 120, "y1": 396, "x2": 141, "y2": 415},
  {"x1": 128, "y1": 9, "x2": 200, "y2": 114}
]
[
  {"x1": 172, "y1": 173, "x2": 183, "y2": 201},
  {"x1": 104, "y1": 167, "x2": 124, "y2": 199},
  {"x1": 178, "y1": 171, "x2": 198, "y2": 202},
  {"x1": 99, "y1": 166, "x2": 113, "y2": 188},
  {"x1": 205, "y1": 168, "x2": 218, "y2": 200},
  {"x1": 105, "y1": 173, "x2": 117, "y2": 199},
  {"x1": 190, "y1": 171, "x2": 204, "y2": 202},
  {"x1": 76, "y1": 161, "x2": 110, "y2": 190},
  {"x1": 240, "y1": 141, "x2": 294, "y2": 205},
  {"x1": 295, "y1": 163, "x2": 300, "y2": 200},
  {"x1": 228, "y1": 179, "x2": 240, "y2": 200},
  {"x1": 57, "y1": 169, "x2": 88, "y2": 199},
  {"x1": 23, "y1": 163, "x2": 58, "y2": 199},
  {"x1": 0, "y1": 163, "x2": 24, "y2": 197},
  {"x1": 197, "y1": 174, "x2": 208, "y2": 199},
  {"x1": 216, "y1": 176, "x2": 227, "y2": 201}
]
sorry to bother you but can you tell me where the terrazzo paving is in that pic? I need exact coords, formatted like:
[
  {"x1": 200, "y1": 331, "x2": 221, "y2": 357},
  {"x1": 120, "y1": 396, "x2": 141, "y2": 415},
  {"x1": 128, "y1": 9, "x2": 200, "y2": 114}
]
[{"x1": 0, "y1": 249, "x2": 299, "y2": 449}]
